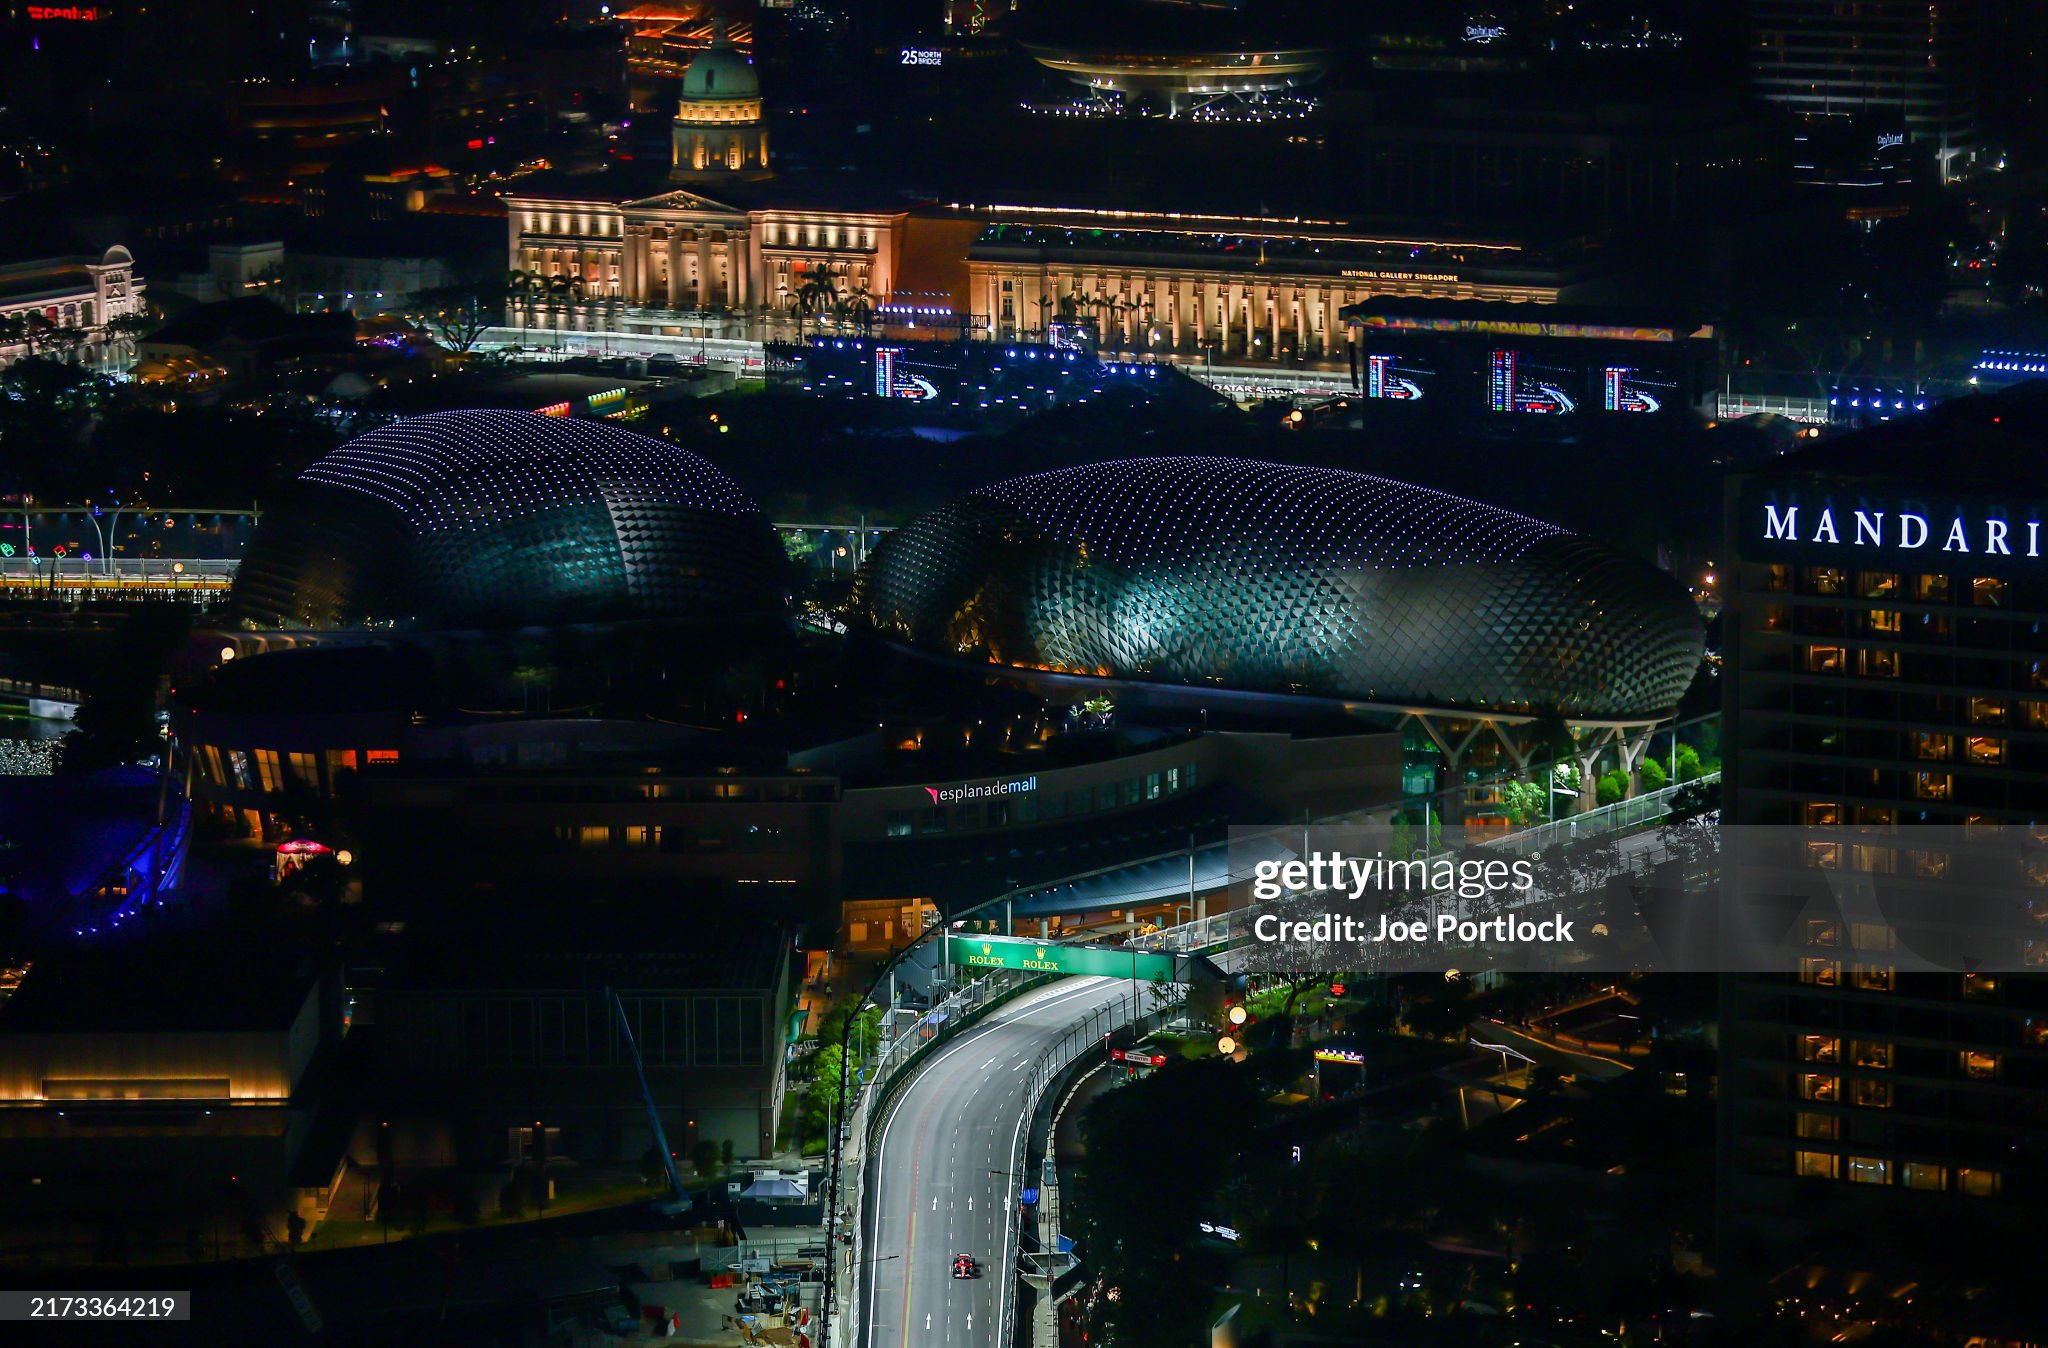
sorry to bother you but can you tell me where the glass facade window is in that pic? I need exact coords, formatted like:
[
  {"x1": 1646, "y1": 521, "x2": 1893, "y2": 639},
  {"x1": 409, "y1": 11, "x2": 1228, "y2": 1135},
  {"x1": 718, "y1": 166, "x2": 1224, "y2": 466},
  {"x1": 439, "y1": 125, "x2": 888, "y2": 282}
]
[
  {"x1": 1965, "y1": 736, "x2": 2005, "y2": 765},
  {"x1": 1763, "y1": 563, "x2": 1792, "y2": 592},
  {"x1": 954, "y1": 803, "x2": 980, "y2": 829},
  {"x1": 1795, "y1": 1150, "x2": 1839, "y2": 1179},
  {"x1": 1913, "y1": 733, "x2": 1953, "y2": 760},
  {"x1": 1796, "y1": 1112, "x2": 1839, "y2": 1141},
  {"x1": 1864, "y1": 609, "x2": 1902, "y2": 634},
  {"x1": 1971, "y1": 577, "x2": 2007, "y2": 608},
  {"x1": 1799, "y1": 1073, "x2": 1839, "y2": 1102},
  {"x1": 1850, "y1": 1040, "x2": 1893, "y2": 1069},
  {"x1": 578, "y1": 825, "x2": 610, "y2": 848},
  {"x1": 1966, "y1": 697, "x2": 2007, "y2": 724},
  {"x1": 1096, "y1": 783, "x2": 1117, "y2": 812},
  {"x1": 1120, "y1": 778, "x2": 1141, "y2": 806},
  {"x1": 1903, "y1": 1163, "x2": 1946, "y2": 1192},
  {"x1": 1857, "y1": 648, "x2": 1899, "y2": 677},
  {"x1": 987, "y1": 800, "x2": 1009, "y2": 826},
  {"x1": 324, "y1": 749, "x2": 358, "y2": 779},
  {"x1": 1145, "y1": 771, "x2": 1161, "y2": 801},
  {"x1": 1806, "y1": 567, "x2": 1846, "y2": 595},
  {"x1": 1914, "y1": 574, "x2": 1950, "y2": 603},
  {"x1": 1805, "y1": 646, "x2": 1845, "y2": 673},
  {"x1": 1846, "y1": 1156, "x2": 1890, "y2": 1185},
  {"x1": 1165, "y1": 766, "x2": 1182, "y2": 792},
  {"x1": 1799, "y1": 1034, "x2": 1840, "y2": 1062},
  {"x1": 1960, "y1": 1049, "x2": 2000, "y2": 1080},
  {"x1": 253, "y1": 749, "x2": 283, "y2": 793},
  {"x1": 1958, "y1": 1168, "x2": 2001, "y2": 1197},
  {"x1": 1857, "y1": 570, "x2": 1899, "y2": 598},
  {"x1": 885, "y1": 810, "x2": 913, "y2": 838},
  {"x1": 1912, "y1": 771, "x2": 1953, "y2": 800},
  {"x1": 919, "y1": 806, "x2": 946, "y2": 834},
  {"x1": 1014, "y1": 794, "x2": 1039, "y2": 823}
]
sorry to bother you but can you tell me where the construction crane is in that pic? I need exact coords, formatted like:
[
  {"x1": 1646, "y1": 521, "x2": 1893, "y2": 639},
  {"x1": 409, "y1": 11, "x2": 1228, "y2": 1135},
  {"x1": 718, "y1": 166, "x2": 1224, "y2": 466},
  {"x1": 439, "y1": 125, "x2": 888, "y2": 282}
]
[{"x1": 608, "y1": 986, "x2": 693, "y2": 1219}]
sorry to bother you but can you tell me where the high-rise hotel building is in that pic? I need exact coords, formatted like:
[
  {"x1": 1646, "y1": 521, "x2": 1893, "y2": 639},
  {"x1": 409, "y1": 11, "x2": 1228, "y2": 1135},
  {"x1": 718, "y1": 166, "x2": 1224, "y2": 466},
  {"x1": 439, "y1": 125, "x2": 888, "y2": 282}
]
[{"x1": 1719, "y1": 384, "x2": 2048, "y2": 1251}]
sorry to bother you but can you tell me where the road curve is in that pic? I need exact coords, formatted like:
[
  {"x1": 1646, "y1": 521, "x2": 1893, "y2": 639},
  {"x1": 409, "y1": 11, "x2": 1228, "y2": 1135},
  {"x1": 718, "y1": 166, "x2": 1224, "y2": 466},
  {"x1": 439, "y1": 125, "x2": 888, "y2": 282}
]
[{"x1": 861, "y1": 976, "x2": 1133, "y2": 1348}]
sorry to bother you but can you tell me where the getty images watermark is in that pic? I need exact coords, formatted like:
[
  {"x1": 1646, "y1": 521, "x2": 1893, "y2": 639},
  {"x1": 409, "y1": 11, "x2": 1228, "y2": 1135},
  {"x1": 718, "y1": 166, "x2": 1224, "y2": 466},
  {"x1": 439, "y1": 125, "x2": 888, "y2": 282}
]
[{"x1": 1232, "y1": 822, "x2": 2048, "y2": 975}]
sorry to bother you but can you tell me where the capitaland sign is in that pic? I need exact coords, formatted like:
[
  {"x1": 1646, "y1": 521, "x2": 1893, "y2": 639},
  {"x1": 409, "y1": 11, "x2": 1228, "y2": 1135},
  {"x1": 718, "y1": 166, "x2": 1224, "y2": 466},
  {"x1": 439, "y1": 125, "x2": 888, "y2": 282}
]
[
  {"x1": 1759, "y1": 503, "x2": 2046, "y2": 558},
  {"x1": 924, "y1": 775, "x2": 1037, "y2": 805}
]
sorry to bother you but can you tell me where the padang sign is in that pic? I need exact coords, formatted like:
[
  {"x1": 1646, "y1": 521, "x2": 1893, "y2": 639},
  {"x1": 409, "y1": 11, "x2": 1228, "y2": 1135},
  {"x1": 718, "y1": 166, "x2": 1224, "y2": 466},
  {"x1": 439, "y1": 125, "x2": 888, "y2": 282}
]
[{"x1": 1750, "y1": 492, "x2": 2048, "y2": 570}]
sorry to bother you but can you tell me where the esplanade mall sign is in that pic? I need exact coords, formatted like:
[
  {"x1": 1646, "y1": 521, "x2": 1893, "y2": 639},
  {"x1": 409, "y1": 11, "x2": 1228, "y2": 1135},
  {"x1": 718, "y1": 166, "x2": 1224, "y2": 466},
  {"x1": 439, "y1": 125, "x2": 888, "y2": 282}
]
[{"x1": 1746, "y1": 489, "x2": 2048, "y2": 574}]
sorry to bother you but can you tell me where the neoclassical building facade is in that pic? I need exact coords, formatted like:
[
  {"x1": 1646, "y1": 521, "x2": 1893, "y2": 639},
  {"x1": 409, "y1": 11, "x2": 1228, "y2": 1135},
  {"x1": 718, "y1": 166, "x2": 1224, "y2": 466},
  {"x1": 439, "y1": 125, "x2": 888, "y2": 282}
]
[
  {"x1": 504, "y1": 35, "x2": 1586, "y2": 361},
  {"x1": 0, "y1": 245, "x2": 148, "y2": 373}
]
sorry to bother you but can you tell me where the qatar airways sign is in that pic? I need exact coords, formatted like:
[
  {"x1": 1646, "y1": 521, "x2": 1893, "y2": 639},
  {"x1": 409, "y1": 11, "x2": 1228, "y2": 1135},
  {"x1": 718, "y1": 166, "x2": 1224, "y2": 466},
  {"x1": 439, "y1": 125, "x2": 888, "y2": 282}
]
[{"x1": 1759, "y1": 502, "x2": 2045, "y2": 559}]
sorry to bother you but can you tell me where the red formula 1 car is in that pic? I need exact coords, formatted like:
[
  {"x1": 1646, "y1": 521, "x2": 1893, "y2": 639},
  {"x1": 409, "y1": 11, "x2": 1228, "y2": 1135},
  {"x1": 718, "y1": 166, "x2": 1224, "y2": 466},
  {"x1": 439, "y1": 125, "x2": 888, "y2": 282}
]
[{"x1": 951, "y1": 1253, "x2": 979, "y2": 1279}]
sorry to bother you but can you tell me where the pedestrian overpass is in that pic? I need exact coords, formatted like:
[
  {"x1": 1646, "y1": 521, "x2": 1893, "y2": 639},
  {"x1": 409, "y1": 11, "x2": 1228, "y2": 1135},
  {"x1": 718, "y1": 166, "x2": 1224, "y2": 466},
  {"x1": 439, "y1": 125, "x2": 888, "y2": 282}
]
[{"x1": 943, "y1": 933, "x2": 1216, "y2": 985}]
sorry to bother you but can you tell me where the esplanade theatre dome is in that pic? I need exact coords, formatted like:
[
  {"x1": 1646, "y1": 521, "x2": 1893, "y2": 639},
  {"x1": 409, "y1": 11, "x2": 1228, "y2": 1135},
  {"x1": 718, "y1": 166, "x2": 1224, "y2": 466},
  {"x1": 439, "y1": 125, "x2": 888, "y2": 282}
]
[
  {"x1": 229, "y1": 411, "x2": 787, "y2": 629},
  {"x1": 852, "y1": 458, "x2": 1702, "y2": 720}
]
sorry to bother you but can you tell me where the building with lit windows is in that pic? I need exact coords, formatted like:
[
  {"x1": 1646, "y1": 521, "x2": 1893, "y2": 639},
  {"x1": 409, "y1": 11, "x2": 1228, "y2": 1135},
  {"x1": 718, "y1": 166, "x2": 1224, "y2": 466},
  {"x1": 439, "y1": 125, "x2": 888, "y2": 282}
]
[
  {"x1": 667, "y1": 21, "x2": 769, "y2": 182},
  {"x1": 1750, "y1": 0, "x2": 1985, "y2": 182},
  {"x1": 1718, "y1": 384, "x2": 2048, "y2": 1254},
  {"x1": 966, "y1": 208, "x2": 1594, "y2": 363},
  {"x1": 0, "y1": 244, "x2": 147, "y2": 374}
]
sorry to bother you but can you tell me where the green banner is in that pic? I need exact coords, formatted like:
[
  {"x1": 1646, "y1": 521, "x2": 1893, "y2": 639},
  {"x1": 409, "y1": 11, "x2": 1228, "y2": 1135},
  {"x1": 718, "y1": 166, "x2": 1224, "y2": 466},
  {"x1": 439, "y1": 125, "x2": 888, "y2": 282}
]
[{"x1": 947, "y1": 934, "x2": 1180, "y2": 983}]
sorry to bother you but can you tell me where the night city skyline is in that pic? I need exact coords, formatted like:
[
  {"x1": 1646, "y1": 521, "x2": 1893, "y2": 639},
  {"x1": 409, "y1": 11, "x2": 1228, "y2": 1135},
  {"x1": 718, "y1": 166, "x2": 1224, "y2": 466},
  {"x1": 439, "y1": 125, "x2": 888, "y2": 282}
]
[{"x1": 1, "y1": 1, "x2": 2046, "y2": 1344}]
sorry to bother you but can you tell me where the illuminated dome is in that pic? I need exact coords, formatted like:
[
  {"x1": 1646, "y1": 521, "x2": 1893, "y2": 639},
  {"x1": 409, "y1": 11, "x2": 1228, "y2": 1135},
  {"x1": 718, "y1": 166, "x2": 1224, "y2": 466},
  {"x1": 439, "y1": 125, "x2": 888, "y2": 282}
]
[
  {"x1": 852, "y1": 458, "x2": 1701, "y2": 719},
  {"x1": 229, "y1": 410, "x2": 787, "y2": 629},
  {"x1": 680, "y1": 23, "x2": 758, "y2": 103}
]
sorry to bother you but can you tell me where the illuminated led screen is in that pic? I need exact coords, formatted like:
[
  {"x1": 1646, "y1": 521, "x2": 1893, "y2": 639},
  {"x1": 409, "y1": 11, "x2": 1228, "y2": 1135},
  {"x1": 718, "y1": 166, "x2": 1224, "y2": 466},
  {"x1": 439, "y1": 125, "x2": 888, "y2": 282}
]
[{"x1": 1488, "y1": 351, "x2": 1579, "y2": 415}]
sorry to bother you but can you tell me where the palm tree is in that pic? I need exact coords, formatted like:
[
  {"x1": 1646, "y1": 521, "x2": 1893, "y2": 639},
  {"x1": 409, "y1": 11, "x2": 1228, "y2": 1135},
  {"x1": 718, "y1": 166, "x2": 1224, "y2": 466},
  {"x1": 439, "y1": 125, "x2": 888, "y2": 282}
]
[
  {"x1": 0, "y1": 312, "x2": 26, "y2": 356},
  {"x1": 792, "y1": 273, "x2": 835, "y2": 341},
  {"x1": 841, "y1": 284, "x2": 875, "y2": 337},
  {"x1": 544, "y1": 275, "x2": 577, "y2": 347}
]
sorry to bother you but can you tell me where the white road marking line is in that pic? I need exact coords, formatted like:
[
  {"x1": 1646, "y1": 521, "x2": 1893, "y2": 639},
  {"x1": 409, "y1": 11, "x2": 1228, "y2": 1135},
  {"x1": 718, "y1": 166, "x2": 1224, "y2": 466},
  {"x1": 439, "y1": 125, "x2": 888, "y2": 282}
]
[
  {"x1": 1012, "y1": 1059, "x2": 1028, "y2": 1071},
  {"x1": 966, "y1": 1196, "x2": 973, "y2": 1211},
  {"x1": 979, "y1": 1057, "x2": 997, "y2": 1069},
  {"x1": 932, "y1": 1196, "x2": 938, "y2": 1211}
]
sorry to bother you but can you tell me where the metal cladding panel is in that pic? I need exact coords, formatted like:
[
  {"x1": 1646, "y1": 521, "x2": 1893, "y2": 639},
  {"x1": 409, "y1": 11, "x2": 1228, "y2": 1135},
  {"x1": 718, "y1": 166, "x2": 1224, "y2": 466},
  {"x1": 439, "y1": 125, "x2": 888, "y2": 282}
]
[
  {"x1": 853, "y1": 457, "x2": 1702, "y2": 719},
  {"x1": 230, "y1": 411, "x2": 787, "y2": 628}
]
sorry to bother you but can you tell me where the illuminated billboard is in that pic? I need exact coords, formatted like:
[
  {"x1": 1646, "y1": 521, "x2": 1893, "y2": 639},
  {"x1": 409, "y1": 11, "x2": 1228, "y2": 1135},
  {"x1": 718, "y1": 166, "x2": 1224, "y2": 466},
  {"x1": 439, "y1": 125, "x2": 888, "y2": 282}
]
[
  {"x1": 1601, "y1": 367, "x2": 1677, "y2": 415},
  {"x1": 1364, "y1": 354, "x2": 1429, "y2": 401},
  {"x1": 873, "y1": 347, "x2": 941, "y2": 400},
  {"x1": 1487, "y1": 351, "x2": 1577, "y2": 415}
]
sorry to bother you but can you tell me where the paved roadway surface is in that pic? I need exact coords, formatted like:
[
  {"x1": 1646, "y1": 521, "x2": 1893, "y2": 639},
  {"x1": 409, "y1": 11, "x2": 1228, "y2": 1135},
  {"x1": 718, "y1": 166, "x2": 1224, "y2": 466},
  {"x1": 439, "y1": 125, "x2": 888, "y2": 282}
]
[{"x1": 862, "y1": 976, "x2": 1133, "y2": 1348}]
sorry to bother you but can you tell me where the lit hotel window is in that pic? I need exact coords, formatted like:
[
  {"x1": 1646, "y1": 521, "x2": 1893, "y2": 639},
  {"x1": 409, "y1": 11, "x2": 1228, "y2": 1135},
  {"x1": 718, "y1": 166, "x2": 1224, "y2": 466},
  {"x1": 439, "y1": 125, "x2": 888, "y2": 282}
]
[
  {"x1": 1799, "y1": 1034, "x2": 1840, "y2": 1062},
  {"x1": 1854, "y1": 965, "x2": 1895, "y2": 992},
  {"x1": 1903, "y1": 1163, "x2": 1947, "y2": 1192},
  {"x1": 1965, "y1": 736, "x2": 2006, "y2": 765},
  {"x1": 1963, "y1": 973, "x2": 1999, "y2": 1001},
  {"x1": 1851, "y1": 1079, "x2": 1892, "y2": 1108},
  {"x1": 1913, "y1": 732, "x2": 1954, "y2": 760},
  {"x1": 1967, "y1": 697, "x2": 2008, "y2": 724},
  {"x1": 254, "y1": 749, "x2": 283, "y2": 793},
  {"x1": 1796, "y1": 1112, "x2": 1839, "y2": 1141},
  {"x1": 1864, "y1": 609, "x2": 1902, "y2": 634},
  {"x1": 1912, "y1": 772, "x2": 1953, "y2": 800},
  {"x1": 1958, "y1": 1168, "x2": 2001, "y2": 1198},
  {"x1": 1857, "y1": 648, "x2": 1899, "y2": 677},
  {"x1": 1961, "y1": 1050, "x2": 2000, "y2": 1080},
  {"x1": 1805, "y1": 567, "x2": 1846, "y2": 595},
  {"x1": 1914, "y1": 574, "x2": 1950, "y2": 603},
  {"x1": 1909, "y1": 849, "x2": 1950, "y2": 879},
  {"x1": 1801, "y1": 957, "x2": 1841, "y2": 986},
  {"x1": 2024, "y1": 701, "x2": 2048, "y2": 729},
  {"x1": 1804, "y1": 803, "x2": 1842, "y2": 826},
  {"x1": 1794, "y1": 1151, "x2": 1839, "y2": 1180},
  {"x1": 1846, "y1": 1156, "x2": 1890, "y2": 1185},
  {"x1": 1763, "y1": 564, "x2": 1792, "y2": 592},
  {"x1": 578, "y1": 825, "x2": 610, "y2": 849},
  {"x1": 1972, "y1": 577, "x2": 2008, "y2": 608},
  {"x1": 1806, "y1": 841, "x2": 1843, "y2": 870},
  {"x1": 1854, "y1": 805, "x2": 1895, "y2": 827},
  {"x1": 1761, "y1": 605, "x2": 1789, "y2": 632},
  {"x1": 1858, "y1": 571, "x2": 1899, "y2": 598},
  {"x1": 1799, "y1": 1073, "x2": 1839, "y2": 1102},
  {"x1": 1804, "y1": 919, "x2": 1842, "y2": 948},
  {"x1": 1850, "y1": 1040, "x2": 1893, "y2": 1069},
  {"x1": 1804, "y1": 646, "x2": 1846, "y2": 673}
]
